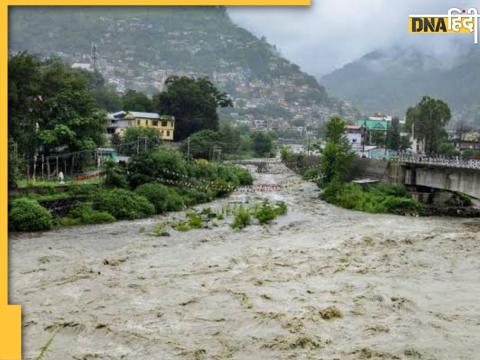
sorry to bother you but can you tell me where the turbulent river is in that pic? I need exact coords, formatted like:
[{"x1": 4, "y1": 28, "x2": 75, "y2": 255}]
[{"x1": 10, "y1": 162, "x2": 480, "y2": 360}]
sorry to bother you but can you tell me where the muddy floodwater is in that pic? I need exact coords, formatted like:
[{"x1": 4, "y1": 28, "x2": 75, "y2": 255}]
[{"x1": 10, "y1": 163, "x2": 480, "y2": 360}]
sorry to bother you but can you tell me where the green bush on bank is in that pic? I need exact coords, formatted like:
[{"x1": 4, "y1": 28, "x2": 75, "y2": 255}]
[
  {"x1": 9, "y1": 147, "x2": 255, "y2": 231},
  {"x1": 128, "y1": 148, "x2": 253, "y2": 192},
  {"x1": 135, "y1": 183, "x2": 185, "y2": 213},
  {"x1": 93, "y1": 188, "x2": 155, "y2": 220},
  {"x1": 176, "y1": 187, "x2": 215, "y2": 207},
  {"x1": 68, "y1": 203, "x2": 115, "y2": 224},
  {"x1": 321, "y1": 182, "x2": 423, "y2": 215},
  {"x1": 9, "y1": 198, "x2": 52, "y2": 231}
]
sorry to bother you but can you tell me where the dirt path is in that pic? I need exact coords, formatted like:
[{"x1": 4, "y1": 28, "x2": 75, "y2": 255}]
[{"x1": 10, "y1": 163, "x2": 480, "y2": 360}]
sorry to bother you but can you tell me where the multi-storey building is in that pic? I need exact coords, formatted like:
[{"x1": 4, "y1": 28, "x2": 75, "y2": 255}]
[{"x1": 107, "y1": 111, "x2": 175, "y2": 141}]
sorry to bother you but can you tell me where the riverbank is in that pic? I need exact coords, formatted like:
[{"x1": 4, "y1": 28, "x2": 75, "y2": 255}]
[{"x1": 11, "y1": 162, "x2": 480, "y2": 359}]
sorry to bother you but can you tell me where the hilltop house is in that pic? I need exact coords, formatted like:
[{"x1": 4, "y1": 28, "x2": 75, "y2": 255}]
[{"x1": 107, "y1": 111, "x2": 175, "y2": 141}]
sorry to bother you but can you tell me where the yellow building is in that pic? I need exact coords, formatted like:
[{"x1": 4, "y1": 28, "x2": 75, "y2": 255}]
[{"x1": 107, "y1": 111, "x2": 175, "y2": 141}]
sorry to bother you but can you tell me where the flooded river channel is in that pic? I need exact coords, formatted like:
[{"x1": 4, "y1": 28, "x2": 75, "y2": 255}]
[{"x1": 10, "y1": 163, "x2": 480, "y2": 359}]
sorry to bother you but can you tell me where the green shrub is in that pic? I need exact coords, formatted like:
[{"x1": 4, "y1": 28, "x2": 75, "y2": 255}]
[
  {"x1": 173, "y1": 220, "x2": 191, "y2": 232},
  {"x1": 68, "y1": 203, "x2": 116, "y2": 224},
  {"x1": 9, "y1": 198, "x2": 52, "y2": 231},
  {"x1": 303, "y1": 167, "x2": 320, "y2": 181},
  {"x1": 135, "y1": 183, "x2": 182, "y2": 213},
  {"x1": 253, "y1": 200, "x2": 288, "y2": 225},
  {"x1": 275, "y1": 201, "x2": 288, "y2": 216},
  {"x1": 235, "y1": 167, "x2": 254, "y2": 186},
  {"x1": 451, "y1": 192, "x2": 473, "y2": 207},
  {"x1": 127, "y1": 148, "x2": 188, "y2": 188},
  {"x1": 210, "y1": 179, "x2": 233, "y2": 197},
  {"x1": 165, "y1": 190, "x2": 186, "y2": 211},
  {"x1": 151, "y1": 223, "x2": 170, "y2": 237},
  {"x1": 187, "y1": 212, "x2": 203, "y2": 229},
  {"x1": 323, "y1": 183, "x2": 423, "y2": 215},
  {"x1": 231, "y1": 206, "x2": 252, "y2": 229},
  {"x1": 177, "y1": 187, "x2": 214, "y2": 206},
  {"x1": 103, "y1": 160, "x2": 128, "y2": 189},
  {"x1": 57, "y1": 217, "x2": 81, "y2": 227},
  {"x1": 93, "y1": 189, "x2": 155, "y2": 220}
]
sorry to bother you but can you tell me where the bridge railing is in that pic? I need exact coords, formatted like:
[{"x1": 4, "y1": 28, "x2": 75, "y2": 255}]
[{"x1": 392, "y1": 155, "x2": 480, "y2": 169}]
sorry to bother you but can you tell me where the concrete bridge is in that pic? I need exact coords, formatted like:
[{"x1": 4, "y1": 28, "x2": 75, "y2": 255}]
[{"x1": 353, "y1": 157, "x2": 480, "y2": 199}]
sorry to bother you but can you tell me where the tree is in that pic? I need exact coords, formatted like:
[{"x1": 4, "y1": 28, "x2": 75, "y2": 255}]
[
  {"x1": 122, "y1": 89, "x2": 154, "y2": 112},
  {"x1": 181, "y1": 130, "x2": 220, "y2": 159},
  {"x1": 386, "y1": 117, "x2": 401, "y2": 151},
  {"x1": 218, "y1": 123, "x2": 241, "y2": 154},
  {"x1": 127, "y1": 148, "x2": 188, "y2": 188},
  {"x1": 92, "y1": 85, "x2": 122, "y2": 111},
  {"x1": 251, "y1": 132, "x2": 274, "y2": 157},
  {"x1": 8, "y1": 53, "x2": 107, "y2": 161},
  {"x1": 437, "y1": 142, "x2": 460, "y2": 157},
  {"x1": 119, "y1": 127, "x2": 161, "y2": 156},
  {"x1": 82, "y1": 69, "x2": 122, "y2": 111},
  {"x1": 406, "y1": 96, "x2": 451, "y2": 155},
  {"x1": 319, "y1": 117, "x2": 355, "y2": 187},
  {"x1": 152, "y1": 76, "x2": 232, "y2": 141},
  {"x1": 8, "y1": 52, "x2": 41, "y2": 160}
]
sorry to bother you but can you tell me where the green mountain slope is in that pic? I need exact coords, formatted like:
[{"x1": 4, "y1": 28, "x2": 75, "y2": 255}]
[
  {"x1": 320, "y1": 46, "x2": 480, "y2": 124},
  {"x1": 9, "y1": 6, "x2": 358, "y2": 125}
]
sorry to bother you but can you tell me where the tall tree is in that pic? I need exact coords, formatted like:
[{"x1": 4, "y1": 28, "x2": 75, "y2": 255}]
[
  {"x1": 319, "y1": 117, "x2": 355, "y2": 186},
  {"x1": 152, "y1": 76, "x2": 232, "y2": 141},
  {"x1": 251, "y1": 131, "x2": 274, "y2": 157},
  {"x1": 8, "y1": 53, "x2": 107, "y2": 160},
  {"x1": 8, "y1": 52, "x2": 41, "y2": 159},
  {"x1": 386, "y1": 116, "x2": 401, "y2": 151},
  {"x1": 406, "y1": 96, "x2": 451, "y2": 155},
  {"x1": 122, "y1": 89, "x2": 154, "y2": 112}
]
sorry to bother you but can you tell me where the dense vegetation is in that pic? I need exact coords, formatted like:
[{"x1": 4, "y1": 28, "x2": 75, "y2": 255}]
[
  {"x1": 405, "y1": 96, "x2": 452, "y2": 156},
  {"x1": 284, "y1": 117, "x2": 424, "y2": 216},
  {"x1": 321, "y1": 182, "x2": 423, "y2": 215},
  {"x1": 180, "y1": 124, "x2": 275, "y2": 159},
  {"x1": 9, "y1": 6, "x2": 351, "y2": 124},
  {"x1": 9, "y1": 146, "x2": 253, "y2": 232},
  {"x1": 8, "y1": 53, "x2": 108, "y2": 165},
  {"x1": 9, "y1": 198, "x2": 53, "y2": 232},
  {"x1": 153, "y1": 76, "x2": 232, "y2": 141},
  {"x1": 8, "y1": 52, "x2": 237, "y2": 188}
]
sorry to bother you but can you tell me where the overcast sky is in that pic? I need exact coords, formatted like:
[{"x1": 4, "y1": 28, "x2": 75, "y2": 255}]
[{"x1": 228, "y1": 0, "x2": 476, "y2": 77}]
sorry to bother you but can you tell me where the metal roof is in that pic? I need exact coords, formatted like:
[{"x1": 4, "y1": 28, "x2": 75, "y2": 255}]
[
  {"x1": 127, "y1": 111, "x2": 161, "y2": 119},
  {"x1": 356, "y1": 118, "x2": 388, "y2": 131}
]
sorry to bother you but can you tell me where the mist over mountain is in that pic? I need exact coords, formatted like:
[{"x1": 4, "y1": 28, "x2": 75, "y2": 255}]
[
  {"x1": 320, "y1": 45, "x2": 480, "y2": 124},
  {"x1": 9, "y1": 6, "x2": 358, "y2": 126}
]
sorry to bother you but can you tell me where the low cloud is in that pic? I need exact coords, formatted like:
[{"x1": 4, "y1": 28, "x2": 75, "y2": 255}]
[{"x1": 228, "y1": 0, "x2": 476, "y2": 77}]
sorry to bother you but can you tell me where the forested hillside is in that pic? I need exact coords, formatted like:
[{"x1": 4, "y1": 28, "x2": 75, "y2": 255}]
[{"x1": 9, "y1": 6, "x2": 358, "y2": 126}]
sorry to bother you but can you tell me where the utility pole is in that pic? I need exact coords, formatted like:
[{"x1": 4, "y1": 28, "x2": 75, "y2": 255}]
[{"x1": 91, "y1": 43, "x2": 98, "y2": 70}]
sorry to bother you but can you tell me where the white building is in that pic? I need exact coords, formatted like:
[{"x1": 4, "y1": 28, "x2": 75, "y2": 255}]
[{"x1": 345, "y1": 125, "x2": 363, "y2": 151}]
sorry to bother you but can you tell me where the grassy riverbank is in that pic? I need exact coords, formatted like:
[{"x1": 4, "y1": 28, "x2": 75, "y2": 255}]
[{"x1": 9, "y1": 147, "x2": 253, "y2": 232}]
